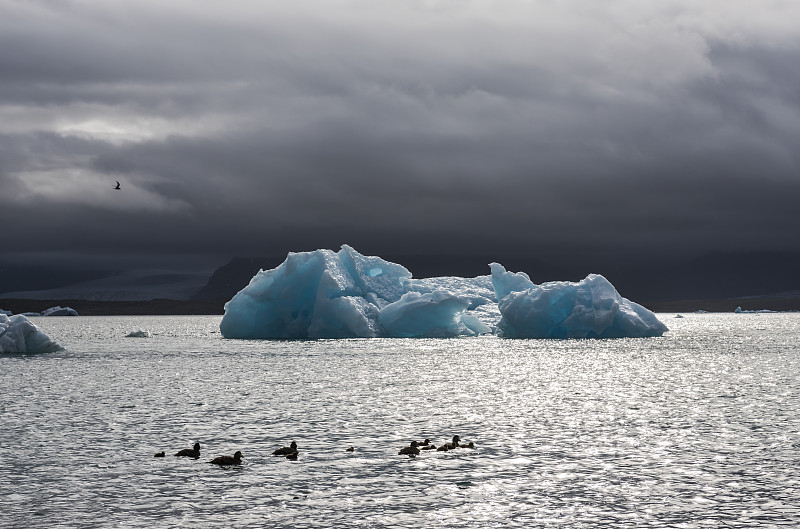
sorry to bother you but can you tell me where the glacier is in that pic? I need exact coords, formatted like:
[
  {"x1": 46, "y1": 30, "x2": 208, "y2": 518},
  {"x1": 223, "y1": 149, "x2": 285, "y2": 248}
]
[
  {"x1": 0, "y1": 314, "x2": 62, "y2": 354},
  {"x1": 220, "y1": 245, "x2": 667, "y2": 340}
]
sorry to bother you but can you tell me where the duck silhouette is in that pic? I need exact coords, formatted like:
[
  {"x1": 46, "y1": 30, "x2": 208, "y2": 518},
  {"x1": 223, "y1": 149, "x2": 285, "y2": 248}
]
[
  {"x1": 399, "y1": 441, "x2": 420, "y2": 456},
  {"x1": 210, "y1": 451, "x2": 242, "y2": 466},
  {"x1": 418, "y1": 438, "x2": 437, "y2": 450},
  {"x1": 114, "y1": 181, "x2": 121, "y2": 190},
  {"x1": 272, "y1": 441, "x2": 297, "y2": 456},
  {"x1": 437, "y1": 435, "x2": 460, "y2": 452},
  {"x1": 174, "y1": 442, "x2": 201, "y2": 458}
]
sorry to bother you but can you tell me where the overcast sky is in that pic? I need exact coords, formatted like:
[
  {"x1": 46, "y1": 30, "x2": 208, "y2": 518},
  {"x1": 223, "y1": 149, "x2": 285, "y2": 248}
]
[{"x1": 2, "y1": 0, "x2": 799, "y2": 274}]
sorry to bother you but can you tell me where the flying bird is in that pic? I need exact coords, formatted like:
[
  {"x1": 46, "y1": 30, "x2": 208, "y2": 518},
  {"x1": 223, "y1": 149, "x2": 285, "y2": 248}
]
[{"x1": 114, "y1": 181, "x2": 121, "y2": 190}]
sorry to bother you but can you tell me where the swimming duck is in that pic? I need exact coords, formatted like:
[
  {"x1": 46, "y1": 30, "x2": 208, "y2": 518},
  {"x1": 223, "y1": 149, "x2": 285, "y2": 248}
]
[
  {"x1": 273, "y1": 441, "x2": 298, "y2": 456},
  {"x1": 210, "y1": 451, "x2": 243, "y2": 466},
  {"x1": 154, "y1": 451, "x2": 165, "y2": 457},
  {"x1": 175, "y1": 442, "x2": 201, "y2": 458},
  {"x1": 346, "y1": 446, "x2": 355, "y2": 452},
  {"x1": 399, "y1": 441, "x2": 420, "y2": 456},
  {"x1": 418, "y1": 439, "x2": 437, "y2": 450},
  {"x1": 437, "y1": 435, "x2": 460, "y2": 452}
]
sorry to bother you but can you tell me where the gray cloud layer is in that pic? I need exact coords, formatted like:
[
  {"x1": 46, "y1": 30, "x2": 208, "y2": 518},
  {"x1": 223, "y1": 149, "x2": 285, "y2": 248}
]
[{"x1": 2, "y1": 0, "x2": 799, "y2": 272}]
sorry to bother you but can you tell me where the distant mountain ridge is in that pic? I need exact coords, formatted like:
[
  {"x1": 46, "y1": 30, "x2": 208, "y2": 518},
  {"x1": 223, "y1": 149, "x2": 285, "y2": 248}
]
[
  {"x1": 3, "y1": 251, "x2": 800, "y2": 304},
  {"x1": 2, "y1": 269, "x2": 209, "y2": 301}
]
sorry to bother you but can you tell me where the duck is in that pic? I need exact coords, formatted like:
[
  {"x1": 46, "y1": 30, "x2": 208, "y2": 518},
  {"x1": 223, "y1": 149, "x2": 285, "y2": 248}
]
[
  {"x1": 114, "y1": 181, "x2": 121, "y2": 190},
  {"x1": 153, "y1": 451, "x2": 165, "y2": 458},
  {"x1": 461, "y1": 441, "x2": 475, "y2": 449},
  {"x1": 437, "y1": 435, "x2": 460, "y2": 452},
  {"x1": 346, "y1": 446, "x2": 355, "y2": 452},
  {"x1": 418, "y1": 439, "x2": 437, "y2": 450},
  {"x1": 399, "y1": 441, "x2": 420, "y2": 456},
  {"x1": 175, "y1": 442, "x2": 201, "y2": 458},
  {"x1": 210, "y1": 451, "x2": 243, "y2": 466},
  {"x1": 272, "y1": 441, "x2": 298, "y2": 456}
]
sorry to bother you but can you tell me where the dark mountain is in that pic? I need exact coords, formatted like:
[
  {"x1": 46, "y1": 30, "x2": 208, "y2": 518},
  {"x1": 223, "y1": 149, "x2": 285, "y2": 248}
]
[
  {"x1": 192, "y1": 257, "x2": 283, "y2": 300},
  {"x1": 0, "y1": 264, "x2": 114, "y2": 296}
]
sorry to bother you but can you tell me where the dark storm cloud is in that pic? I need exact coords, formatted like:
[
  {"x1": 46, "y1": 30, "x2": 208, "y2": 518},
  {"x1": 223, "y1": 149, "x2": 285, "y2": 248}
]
[{"x1": 2, "y1": 0, "x2": 800, "y2": 274}]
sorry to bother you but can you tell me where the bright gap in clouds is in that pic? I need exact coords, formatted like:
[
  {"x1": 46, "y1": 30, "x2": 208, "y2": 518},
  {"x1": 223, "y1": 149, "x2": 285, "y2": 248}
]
[{"x1": 11, "y1": 168, "x2": 191, "y2": 214}]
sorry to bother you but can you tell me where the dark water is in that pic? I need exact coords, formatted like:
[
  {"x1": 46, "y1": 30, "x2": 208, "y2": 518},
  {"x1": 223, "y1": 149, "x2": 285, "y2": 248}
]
[{"x1": 1, "y1": 314, "x2": 799, "y2": 528}]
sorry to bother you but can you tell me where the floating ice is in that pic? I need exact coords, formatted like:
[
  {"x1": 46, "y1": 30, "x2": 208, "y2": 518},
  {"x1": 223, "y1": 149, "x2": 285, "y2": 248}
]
[
  {"x1": 220, "y1": 245, "x2": 486, "y2": 339},
  {"x1": 0, "y1": 309, "x2": 11, "y2": 316},
  {"x1": 42, "y1": 306, "x2": 79, "y2": 317},
  {"x1": 490, "y1": 264, "x2": 668, "y2": 338},
  {"x1": 734, "y1": 306, "x2": 776, "y2": 314},
  {"x1": 0, "y1": 314, "x2": 62, "y2": 354},
  {"x1": 125, "y1": 330, "x2": 152, "y2": 338},
  {"x1": 221, "y1": 246, "x2": 667, "y2": 339}
]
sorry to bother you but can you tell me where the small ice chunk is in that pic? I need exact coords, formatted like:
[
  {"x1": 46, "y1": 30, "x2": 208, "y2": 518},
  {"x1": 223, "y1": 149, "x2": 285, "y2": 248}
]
[
  {"x1": 125, "y1": 330, "x2": 152, "y2": 338},
  {"x1": 0, "y1": 314, "x2": 62, "y2": 353}
]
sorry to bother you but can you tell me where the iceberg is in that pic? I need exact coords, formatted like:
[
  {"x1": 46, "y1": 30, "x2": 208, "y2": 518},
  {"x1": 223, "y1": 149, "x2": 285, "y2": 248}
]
[
  {"x1": 734, "y1": 306, "x2": 776, "y2": 314},
  {"x1": 126, "y1": 329, "x2": 152, "y2": 338},
  {"x1": 42, "y1": 306, "x2": 79, "y2": 317},
  {"x1": 0, "y1": 314, "x2": 62, "y2": 354},
  {"x1": 220, "y1": 245, "x2": 667, "y2": 340},
  {"x1": 490, "y1": 263, "x2": 668, "y2": 338},
  {"x1": 220, "y1": 245, "x2": 486, "y2": 339}
]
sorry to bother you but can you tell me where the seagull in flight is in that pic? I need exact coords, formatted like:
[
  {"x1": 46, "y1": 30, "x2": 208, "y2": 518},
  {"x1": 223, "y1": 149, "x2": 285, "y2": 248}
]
[{"x1": 114, "y1": 181, "x2": 121, "y2": 190}]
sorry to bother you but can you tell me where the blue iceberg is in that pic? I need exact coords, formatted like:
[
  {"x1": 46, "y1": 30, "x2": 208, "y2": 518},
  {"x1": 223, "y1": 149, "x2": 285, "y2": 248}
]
[
  {"x1": 220, "y1": 245, "x2": 491, "y2": 339},
  {"x1": 490, "y1": 263, "x2": 669, "y2": 338},
  {"x1": 220, "y1": 245, "x2": 667, "y2": 339},
  {"x1": 0, "y1": 314, "x2": 62, "y2": 354}
]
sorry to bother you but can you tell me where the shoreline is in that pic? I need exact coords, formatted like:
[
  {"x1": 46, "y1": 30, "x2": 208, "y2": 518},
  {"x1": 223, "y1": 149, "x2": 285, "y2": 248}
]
[
  {"x1": 3, "y1": 296, "x2": 800, "y2": 316},
  {"x1": 0, "y1": 298, "x2": 227, "y2": 316}
]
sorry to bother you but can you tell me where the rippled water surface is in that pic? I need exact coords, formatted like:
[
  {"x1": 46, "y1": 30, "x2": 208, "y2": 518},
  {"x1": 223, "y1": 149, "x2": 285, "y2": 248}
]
[{"x1": 2, "y1": 313, "x2": 799, "y2": 528}]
